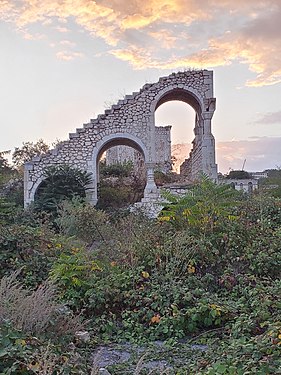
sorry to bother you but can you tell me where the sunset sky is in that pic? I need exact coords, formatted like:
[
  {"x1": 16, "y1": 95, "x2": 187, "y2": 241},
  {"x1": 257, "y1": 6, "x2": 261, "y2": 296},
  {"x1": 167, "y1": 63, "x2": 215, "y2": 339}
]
[{"x1": 1, "y1": 0, "x2": 281, "y2": 173}]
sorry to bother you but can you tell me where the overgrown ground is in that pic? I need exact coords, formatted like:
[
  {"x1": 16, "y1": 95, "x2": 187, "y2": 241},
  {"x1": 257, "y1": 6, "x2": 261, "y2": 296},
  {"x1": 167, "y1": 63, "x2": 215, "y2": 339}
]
[{"x1": 0, "y1": 170, "x2": 280, "y2": 374}]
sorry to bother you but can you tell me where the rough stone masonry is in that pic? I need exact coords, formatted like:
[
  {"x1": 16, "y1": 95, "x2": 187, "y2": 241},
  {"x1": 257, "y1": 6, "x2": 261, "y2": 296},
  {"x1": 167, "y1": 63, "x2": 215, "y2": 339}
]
[{"x1": 24, "y1": 70, "x2": 218, "y2": 207}]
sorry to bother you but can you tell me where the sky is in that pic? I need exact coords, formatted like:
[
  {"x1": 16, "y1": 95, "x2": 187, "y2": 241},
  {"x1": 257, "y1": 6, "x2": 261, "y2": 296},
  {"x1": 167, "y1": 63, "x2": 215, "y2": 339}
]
[{"x1": 0, "y1": 0, "x2": 281, "y2": 173}]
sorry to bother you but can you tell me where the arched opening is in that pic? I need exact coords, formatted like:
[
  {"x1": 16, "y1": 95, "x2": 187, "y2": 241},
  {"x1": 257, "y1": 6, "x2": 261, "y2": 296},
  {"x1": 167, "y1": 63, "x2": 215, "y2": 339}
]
[
  {"x1": 155, "y1": 101, "x2": 195, "y2": 174},
  {"x1": 154, "y1": 88, "x2": 202, "y2": 177},
  {"x1": 94, "y1": 137, "x2": 147, "y2": 210}
]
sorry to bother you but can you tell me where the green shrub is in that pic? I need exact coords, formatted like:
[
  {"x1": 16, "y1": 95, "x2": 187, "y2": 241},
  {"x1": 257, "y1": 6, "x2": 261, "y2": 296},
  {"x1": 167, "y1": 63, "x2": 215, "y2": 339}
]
[
  {"x1": 34, "y1": 164, "x2": 92, "y2": 214},
  {"x1": 56, "y1": 198, "x2": 110, "y2": 244},
  {"x1": 100, "y1": 160, "x2": 133, "y2": 177},
  {"x1": 0, "y1": 223, "x2": 59, "y2": 286},
  {"x1": 0, "y1": 270, "x2": 89, "y2": 375}
]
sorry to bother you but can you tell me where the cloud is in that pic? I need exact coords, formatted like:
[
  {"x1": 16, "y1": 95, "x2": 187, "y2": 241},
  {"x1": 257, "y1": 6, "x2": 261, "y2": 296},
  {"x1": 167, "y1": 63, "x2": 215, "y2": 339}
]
[
  {"x1": 216, "y1": 137, "x2": 281, "y2": 172},
  {"x1": 60, "y1": 40, "x2": 76, "y2": 47},
  {"x1": 148, "y1": 29, "x2": 179, "y2": 50},
  {"x1": 56, "y1": 26, "x2": 69, "y2": 33},
  {"x1": 110, "y1": 47, "x2": 155, "y2": 69},
  {"x1": 172, "y1": 136, "x2": 281, "y2": 173},
  {"x1": 56, "y1": 50, "x2": 84, "y2": 61},
  {"x1": 22, "y1": 32, "x2": 45, "y2": 40},
  {"x1": 1, "y1": 0, "x2": 281, "y2": 85},
  {"x1": 254, "y1": 110, "x2": 281, "y2": 124}
]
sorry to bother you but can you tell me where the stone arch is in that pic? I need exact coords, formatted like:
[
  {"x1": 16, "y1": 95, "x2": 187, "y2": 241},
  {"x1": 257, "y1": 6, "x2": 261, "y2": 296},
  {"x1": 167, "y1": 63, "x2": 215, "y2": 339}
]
[
  {"x1": 26, "y1": 174, "x2": 45, "y2": 205},
  {"x1": 87, "y1": 133, "x2": 150, "y2": 205},
  {"x1": 153, "y1": 87, "x2": 204, "y2": 134},
  {"x1": 151, "y1": 83, "x2": 216, "y2": 181},
  {"x1": 151, "y1": 86, "x2": 204, "y2": 113}
]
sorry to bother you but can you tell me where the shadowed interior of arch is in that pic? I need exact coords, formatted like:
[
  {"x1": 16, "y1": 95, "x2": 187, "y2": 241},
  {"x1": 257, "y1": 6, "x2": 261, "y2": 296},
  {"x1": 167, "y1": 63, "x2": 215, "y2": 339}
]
[{"x1": 155, "y1": 88, "x2": 202, "y2": 114}]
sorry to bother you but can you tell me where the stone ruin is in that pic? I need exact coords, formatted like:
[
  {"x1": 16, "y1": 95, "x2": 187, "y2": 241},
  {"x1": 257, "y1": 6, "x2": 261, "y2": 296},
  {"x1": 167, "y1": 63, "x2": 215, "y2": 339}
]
[{"x1": 24, "y1": 70, "x2": 218, "y2": 207}]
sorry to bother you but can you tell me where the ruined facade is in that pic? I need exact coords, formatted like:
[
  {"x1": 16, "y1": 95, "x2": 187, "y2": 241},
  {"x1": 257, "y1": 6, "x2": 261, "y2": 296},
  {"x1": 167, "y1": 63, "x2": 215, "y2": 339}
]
[{"x1": 24, "y1": 70, "x2": 217, "y2": 207}]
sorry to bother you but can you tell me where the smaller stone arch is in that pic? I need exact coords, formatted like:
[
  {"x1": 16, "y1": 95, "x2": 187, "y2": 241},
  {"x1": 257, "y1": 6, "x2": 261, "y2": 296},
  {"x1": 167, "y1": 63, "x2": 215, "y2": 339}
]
[
  {"x1": 24, "y1": 171, "x2": 45, "y2": 205},
  {"x1": 87, "y1": 132, "x2": 154, "y2": 205}
]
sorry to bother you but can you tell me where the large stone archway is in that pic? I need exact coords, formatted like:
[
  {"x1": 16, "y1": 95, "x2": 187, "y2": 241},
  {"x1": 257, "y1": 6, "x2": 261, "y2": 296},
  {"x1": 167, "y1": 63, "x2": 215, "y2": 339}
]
[{"x1": 24, "y1": 70, "x2": 217, "y2": 207}]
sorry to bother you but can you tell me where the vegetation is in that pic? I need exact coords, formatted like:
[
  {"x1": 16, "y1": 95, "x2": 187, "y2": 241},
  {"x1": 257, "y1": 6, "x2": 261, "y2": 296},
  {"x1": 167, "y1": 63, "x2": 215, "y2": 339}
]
[
  {"x1": 97, "y1": 160, "x2": 145, "y2": 210},
  {"x1": 12, "y1": 139, "x2": 50, "y2": 169},
  {"x1": 0, "y1": 151, "x2": 16, "y2": 187},
  {"x1": 0, "y1": 155, "x2": 280, "y2": 373},
  {"x1": 260, "y1": 169, "x2": 281, "y2": 197},
  {"x1": 34, "y1": 164, "x2": 92, "y2": 214},
  {"x1": 99, "y1": 160, "x2": 134, "y2": 178},
  {"x1": 226, "y1": 170, "x2": 250, "y2": 179}
]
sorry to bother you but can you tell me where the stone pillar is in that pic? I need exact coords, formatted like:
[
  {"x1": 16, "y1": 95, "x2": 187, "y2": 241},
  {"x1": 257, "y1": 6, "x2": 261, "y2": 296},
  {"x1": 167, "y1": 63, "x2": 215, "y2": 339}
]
[
  {"x1": 202, "y1": 111, "x2": 218, "y2": 181},
  {"x1": 202, "y1": 111, "x2": 213, "y2": 135},
  {"x1": 24, "y1": 162, "x2": 33, "y2": 208},
  {"x1": 84, "y1": 171, "x2": 98, "y2": 205},
  {"x1": 86, "y1": 161, "x2": 98, "y2": 205},
  {"x1": 144, "y1": 162, "x2": 159, "y2": 198}
]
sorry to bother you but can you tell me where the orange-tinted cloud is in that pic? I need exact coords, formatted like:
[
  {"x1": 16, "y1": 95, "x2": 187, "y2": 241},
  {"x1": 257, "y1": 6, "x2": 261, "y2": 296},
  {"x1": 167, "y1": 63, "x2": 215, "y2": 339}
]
[
  {"x1": 148, "y1": 29, "x2": 179, "y2": 50},
  {"x1": 174, "y1": 136, "x2": 281, "y2": 173},
  {"x1": 216, "y1": 137, "x2": 281, "y2": 172}
]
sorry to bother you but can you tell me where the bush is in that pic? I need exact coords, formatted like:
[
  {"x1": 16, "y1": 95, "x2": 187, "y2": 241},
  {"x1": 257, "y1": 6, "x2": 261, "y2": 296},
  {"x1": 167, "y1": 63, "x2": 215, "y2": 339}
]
[
  {"x1": 0, "y1": 322, "x2": 91, "y2": 375},
  {"x1": 0, "y1": 271, "x2": 83, "y2": 337},
  {"x1": 50, "y1": 247, "x2": 103, "y2": 312},
  {"x1": 0, "y1": 272, "x2": 89, "y2": 375},
  {"x1": 1, "y1": 174, "x2": 280, "y2": 373},
  {"x1": 56, "y1": 198, "x2": 110, "y2": 244},
  {"x1": 0, "y1": 222, "x2": 59, "y2": 287},
  {"x1": 34, "y1": 164, "x2": 92, "y2": 214},
  {"x1": 100, "y1": 161, "x2": 133, "y2": 177}
]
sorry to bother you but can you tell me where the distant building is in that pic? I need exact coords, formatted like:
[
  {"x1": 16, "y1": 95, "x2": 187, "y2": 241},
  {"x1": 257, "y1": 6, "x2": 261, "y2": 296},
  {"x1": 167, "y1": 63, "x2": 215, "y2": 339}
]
[
  {"x1": 250, "y1": 171, "x2": 269, "y2": 180},
  {"x1": 221, "y1": 178, "x2": 258, "y2": 193}
]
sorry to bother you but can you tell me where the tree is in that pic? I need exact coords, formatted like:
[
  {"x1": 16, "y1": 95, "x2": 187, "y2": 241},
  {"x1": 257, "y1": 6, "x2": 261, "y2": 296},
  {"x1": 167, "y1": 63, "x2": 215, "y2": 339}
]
[
  {"x1": 34, "y1": 165, "x2": 92, "y2": 213},
  {"x1": 0, "y1": 151, "x2": 11, "y2": 173},
  {"x1": 160, "y1": 174, "x2": 241, "y2": 232},
  {"x1": 260, "y1": 169, "x2": 281, "y2": 198},
  {"x1": 12, "y1": 139, "x2": 49, "y2": 169},
  {"x1": 97, "y1": 161, "x2": 145, "y2": 209},
  {"x1": 0, "y1": 151, "x2": 16, "y2": 188},
  {"x1": 227, "y1": 170, "x2": 250, "y2": 179}
]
